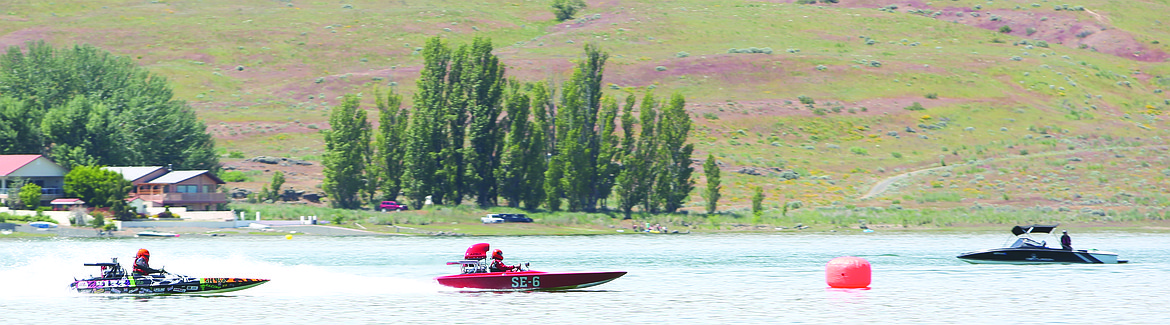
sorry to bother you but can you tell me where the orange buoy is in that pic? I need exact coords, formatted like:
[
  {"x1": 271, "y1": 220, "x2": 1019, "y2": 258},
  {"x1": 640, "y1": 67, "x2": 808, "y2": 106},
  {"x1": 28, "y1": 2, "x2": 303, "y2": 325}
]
[{"x1": 826, "y1": 256, "x2": 871, "y2": 289}]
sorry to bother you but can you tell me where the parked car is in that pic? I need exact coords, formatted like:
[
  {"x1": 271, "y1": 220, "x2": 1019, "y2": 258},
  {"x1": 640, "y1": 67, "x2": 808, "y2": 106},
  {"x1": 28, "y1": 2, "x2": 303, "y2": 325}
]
[
  {"x1": 495, "y1": 213, "x2": 533, "y2": 223},
  {"x1": 379, "y1": 201, "x2": 409, "y2": 211},
  {"x1": 480, "y1": 215, "x2": 504, "y2": 224}
]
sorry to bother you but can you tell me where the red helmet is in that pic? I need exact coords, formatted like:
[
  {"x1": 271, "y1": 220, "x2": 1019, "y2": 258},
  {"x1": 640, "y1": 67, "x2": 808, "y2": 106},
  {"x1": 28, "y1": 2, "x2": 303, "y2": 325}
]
[
  {"x1": 491, "y1": 249, "x2": 503, "y2": 260},
  {"x1": 137, "y1": 248, "x2": 150, "y2": 259}
]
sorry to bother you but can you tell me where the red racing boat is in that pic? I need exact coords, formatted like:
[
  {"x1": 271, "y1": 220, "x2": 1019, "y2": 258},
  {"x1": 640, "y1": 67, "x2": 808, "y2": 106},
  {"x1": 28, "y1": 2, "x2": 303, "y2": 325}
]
[{"x1": 435, "y1": 243, "x2": 626, "y2": 291}]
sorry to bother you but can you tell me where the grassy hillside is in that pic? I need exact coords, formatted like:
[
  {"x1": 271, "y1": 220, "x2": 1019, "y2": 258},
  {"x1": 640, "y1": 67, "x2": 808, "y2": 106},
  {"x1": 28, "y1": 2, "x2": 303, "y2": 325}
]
[{"x1": 3, "y1": 0, "x2": 1169, "y2": 217}]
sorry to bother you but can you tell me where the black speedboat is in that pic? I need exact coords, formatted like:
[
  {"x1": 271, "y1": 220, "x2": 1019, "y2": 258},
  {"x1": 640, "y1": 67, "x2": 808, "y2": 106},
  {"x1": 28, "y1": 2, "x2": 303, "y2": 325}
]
[
  {"x1": 957, "y1": 224, "x2": 1126, "y2": 264},
  {"x1": 71, "y1": 258, "x2": 269, "y2": 294}
]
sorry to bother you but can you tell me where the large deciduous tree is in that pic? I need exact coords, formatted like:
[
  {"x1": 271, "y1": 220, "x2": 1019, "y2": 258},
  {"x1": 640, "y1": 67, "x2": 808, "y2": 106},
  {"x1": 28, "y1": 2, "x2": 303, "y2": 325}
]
[
  {"x1": 497, "y1": 81, "x2": 532, "y2": 207},
  {"x1": 63, "y1": 165, "x2": 132, "y2": 208},
  {"x1": 549, "y1": 43, "x2": 612, "y2": 212},
  {"x1": 322, "y1": 95, "x2": 371, "y2": 209},
  {"x1": 402, "y1": 36, "x2": 451, "y2": 209},
  {"x1": 0, "y1": 41, "x2": 218, "y2": 170},
  {"x1": 373, "y1": 89, "x2": 409, "y2": 202},
  {"x1": 653, "y1": 93, "x2": 694, "y2": 213},
  {"x1": 402, "y1": 36, "x2": 505, "y2": 208},
  {"x1": 463, "y1": 37, "x2": 506, "y2": 207},
  {"x1": 0, "y1": 97, "x2": 43, "y2": 154}
]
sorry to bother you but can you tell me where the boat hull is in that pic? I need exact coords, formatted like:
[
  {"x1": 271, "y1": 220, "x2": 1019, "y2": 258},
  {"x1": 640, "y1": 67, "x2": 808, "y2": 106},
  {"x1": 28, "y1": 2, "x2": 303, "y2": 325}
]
[
  {"x1": 957, "y1": 248, "x2": 1120, "y2": 264},
  {"x1": 71, "y1": 274, "x2": 269, "y2": 294},
  {"x1": 136, "y1": 231, "x2": 179, "y2": 237},
  {"x1": 436, "y1": 271, "x2": 626, "y2": 291}
]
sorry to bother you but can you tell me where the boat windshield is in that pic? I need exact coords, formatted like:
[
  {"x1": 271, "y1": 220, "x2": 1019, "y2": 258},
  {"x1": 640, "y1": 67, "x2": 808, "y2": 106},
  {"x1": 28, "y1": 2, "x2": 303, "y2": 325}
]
[{"x1": 1008, "y1": 237, "x2": 1047, "y2": 248}]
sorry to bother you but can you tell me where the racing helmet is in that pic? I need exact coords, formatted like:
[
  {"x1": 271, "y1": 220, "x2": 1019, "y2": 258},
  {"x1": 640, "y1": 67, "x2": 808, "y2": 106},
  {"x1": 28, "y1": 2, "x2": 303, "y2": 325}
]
[
  {"x1": 137, "y1": 248, "x2": 150, "y2": 258},
  {"x1": 491, "y1": 249, "x2": 503, "y2": 260}
]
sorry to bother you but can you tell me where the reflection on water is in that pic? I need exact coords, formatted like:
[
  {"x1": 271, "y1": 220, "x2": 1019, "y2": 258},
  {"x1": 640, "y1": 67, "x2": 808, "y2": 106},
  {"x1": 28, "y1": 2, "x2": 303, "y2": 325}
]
[{"x1": 2, "y1": 232, "x2": 1168, "y2": 324}]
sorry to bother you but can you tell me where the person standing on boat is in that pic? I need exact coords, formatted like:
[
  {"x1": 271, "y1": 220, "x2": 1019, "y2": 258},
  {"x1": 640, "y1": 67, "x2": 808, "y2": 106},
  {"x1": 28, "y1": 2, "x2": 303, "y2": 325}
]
[
  {"x1": 489, "y1": 249, "x2": 519, "y2": 272},
  {"x1": 1060, "y1": 230, "x2": 1073, "y2": 250},
  {"x1": 132, "y1": 248, "x2": 163, "y2": 275}
]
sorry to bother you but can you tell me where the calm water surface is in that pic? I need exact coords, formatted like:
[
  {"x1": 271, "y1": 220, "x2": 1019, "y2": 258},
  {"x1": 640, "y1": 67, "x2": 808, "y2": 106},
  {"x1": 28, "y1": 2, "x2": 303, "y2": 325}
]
[{"x1": 2, "y1": 231, "x2": 1167, "y2": 324}]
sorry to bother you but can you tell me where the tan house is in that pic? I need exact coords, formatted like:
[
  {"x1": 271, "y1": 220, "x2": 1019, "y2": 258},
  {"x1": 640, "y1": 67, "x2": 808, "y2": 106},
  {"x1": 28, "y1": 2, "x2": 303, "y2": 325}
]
[
  {"x1": 105, "y1": 167, "x2": 226, "y2": 211},
  {"x1": 0, "y1": 155, "x2": 68, "y2": 206}
]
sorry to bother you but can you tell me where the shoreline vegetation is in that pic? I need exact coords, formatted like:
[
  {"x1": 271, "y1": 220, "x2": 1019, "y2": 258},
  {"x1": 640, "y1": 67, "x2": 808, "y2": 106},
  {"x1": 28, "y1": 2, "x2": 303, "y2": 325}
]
[
  {"x1": 220, "y1": 203, "x2": 1170, "y2": 236},
  {"x1": 6, "y1": 202, "x2": 1170, "y2": 238}
]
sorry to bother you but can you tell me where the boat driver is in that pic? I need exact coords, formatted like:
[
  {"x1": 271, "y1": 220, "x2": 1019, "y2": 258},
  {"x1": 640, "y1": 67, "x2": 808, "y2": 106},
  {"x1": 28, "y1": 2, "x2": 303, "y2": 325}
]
[
  {"x1": 489, "y1": 249, "x2": 520, "y2": 272},
  {"x1": 1060, "y1": 230, "x2": 1073, "y2": 250},
  {"x1": 133, "y1": 248, "x2": 163, "y2": 275}
]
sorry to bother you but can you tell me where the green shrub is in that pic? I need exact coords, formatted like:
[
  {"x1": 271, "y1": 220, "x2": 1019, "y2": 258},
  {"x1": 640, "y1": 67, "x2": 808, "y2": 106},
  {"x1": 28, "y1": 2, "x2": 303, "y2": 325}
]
[
  {"x1": 999, "y1": 25, "x2": 1012, "y2": 33},
  {"x1": 220, "y1": 170, "x2": 251, "y2": 182},
  {"x1": 925, "y1": 93, "x2": 938, "y2": 99},
  {"x1": 904, "y1": 102, "x2": 926, "y2": 111},
  {"x1": 551, "y1": 0, "x2": 587, "y2": 21},
  {"x1": 655, "y1": 66, "x2": 667, "y2": 71},
  {"x1": 891, "y1": 152, "x2": 903, "y2": 159},
  {"x1": 18, "y1": 183, "x2": 42, "y2": 209},
  {"x1": 798, "y1": 95, "x2": 815, "y2": 105},
  {"x1": 849, "y1": 147, "x2": 869, "y2": 155}
]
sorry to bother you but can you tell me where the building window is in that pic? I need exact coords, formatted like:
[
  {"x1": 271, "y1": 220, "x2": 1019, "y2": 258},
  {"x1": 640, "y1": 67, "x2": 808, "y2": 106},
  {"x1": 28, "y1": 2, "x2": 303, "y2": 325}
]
[{"x1": 177, "y1": 185, "x2": 200, "y2": 193}]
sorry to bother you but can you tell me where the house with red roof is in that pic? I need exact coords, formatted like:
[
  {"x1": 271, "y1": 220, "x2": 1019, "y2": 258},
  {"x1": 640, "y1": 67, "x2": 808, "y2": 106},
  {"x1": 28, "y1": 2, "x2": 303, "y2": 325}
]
[
  {"x1": 0, "y1": 155, "x2": 68, "y2": 206},
  {"x1": 104, "y1": 166, "x2": 226, "y2": 211}
]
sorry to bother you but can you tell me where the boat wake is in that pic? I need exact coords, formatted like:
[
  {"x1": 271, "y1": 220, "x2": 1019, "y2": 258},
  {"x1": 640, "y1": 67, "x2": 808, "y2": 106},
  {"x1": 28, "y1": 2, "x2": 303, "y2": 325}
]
[{"x1": 1, "y1": 254, "x2": 443, "y2": 299}]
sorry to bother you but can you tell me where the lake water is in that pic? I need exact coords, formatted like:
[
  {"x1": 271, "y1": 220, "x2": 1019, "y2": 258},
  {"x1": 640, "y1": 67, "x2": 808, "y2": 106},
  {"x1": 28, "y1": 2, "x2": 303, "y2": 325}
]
[{"x1": 2, "y1": 231, "x2": 1167, "y2": 324}]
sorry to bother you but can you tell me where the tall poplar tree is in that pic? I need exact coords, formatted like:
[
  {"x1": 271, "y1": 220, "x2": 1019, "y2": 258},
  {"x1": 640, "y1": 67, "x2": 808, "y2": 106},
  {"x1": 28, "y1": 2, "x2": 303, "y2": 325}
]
[
  {"x1": 402, "y1": 37, "x2": 451, "y2": 209},
  {"x1": 544, "y1": 154, "x2": 564, "y2": 211},
  {"x1": 654, "y1": 92, "x2": 695, "y2": 213},
  {"x1": 440, "y1": 44, "x2": 470, "y2": 205},
  {"x1": 593, "y1": 97, "x2": 621, "y2": 209},
  {"x1": 497, "y1": 81, "x2": 531, "y2": 207},
  {"x1": 464, "y1": 37, "x2": 506, "y2": 207},
  {"x1": 373, "y1": 89, "x2": 409, "y2": 202},
  {"x1": 522, "y1": 83, "x2": 553, "y2": 210},
  {"x1": 703, "y1": 154, "x2": 721, "y2": 214},
  {"x1": 322, "y1": 94, "x2": 371, "y2": 209},
  {"x1": 634, "y1": 93, "x2": 660, "y2": 213},
  {"x1": 550, "y1": 43, "x2": 610, "y2": 212},
  {"x1": 614, "y1": 94, "x2": 642, "y2": 219}
]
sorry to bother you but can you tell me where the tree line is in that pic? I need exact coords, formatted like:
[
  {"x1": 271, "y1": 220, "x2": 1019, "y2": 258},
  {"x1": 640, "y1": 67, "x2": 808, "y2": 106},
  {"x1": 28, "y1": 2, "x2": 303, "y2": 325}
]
[{"x1": 322, "y1": 37, "x2": 702, "y2": 217}]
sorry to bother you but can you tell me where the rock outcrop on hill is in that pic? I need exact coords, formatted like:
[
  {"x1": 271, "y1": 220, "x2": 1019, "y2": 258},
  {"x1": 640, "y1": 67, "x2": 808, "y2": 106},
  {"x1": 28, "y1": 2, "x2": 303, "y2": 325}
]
[{"x1": 245, "y1": 156, "x2": 313, "y2": 166}]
